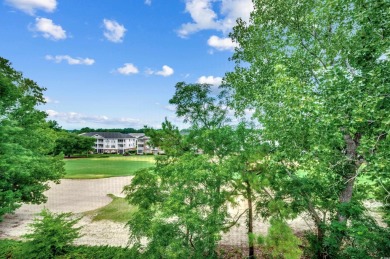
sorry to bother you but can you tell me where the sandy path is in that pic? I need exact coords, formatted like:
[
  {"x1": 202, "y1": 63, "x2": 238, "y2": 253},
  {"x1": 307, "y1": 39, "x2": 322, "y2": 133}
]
[
  {"x1": 0, "y1": 177, "x2": 315, "y2": 247},
  {"x1": 0, "y1": 177, "x2": 133, "y2": 246}
]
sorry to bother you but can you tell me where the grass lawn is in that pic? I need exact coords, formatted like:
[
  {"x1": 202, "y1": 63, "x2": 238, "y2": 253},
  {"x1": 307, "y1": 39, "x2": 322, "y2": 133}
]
[
  {"x1": 83, "y1": 194, "x2": 137, "y2": 223},
  {"x1": 64, "y1": 155, "x2": 155, "y2": 179}
]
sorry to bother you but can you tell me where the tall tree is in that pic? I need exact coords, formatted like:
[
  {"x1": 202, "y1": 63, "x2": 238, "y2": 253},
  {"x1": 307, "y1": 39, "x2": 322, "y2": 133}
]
[
  {"x1": 170, "y1": 83, "x2": 286, "y2": 257},
  {"x1": 225, "y1": 0, "x2": 389, "y2": 257},
  {"x1": 0, "y1": 57, "x2": 64, "y2": 220},
  {"x1": 125, "y1": 84, "x2": 239, "y2": 257},
  {"x1": 174, "y1": 82, "x2": 297, "y2": 258},
  {"x1": 53, "y1": 132, "x2": 95, "y2": 157},
  {"x1": 124, "y1": 122, "x2": 231, "y2": 258}
]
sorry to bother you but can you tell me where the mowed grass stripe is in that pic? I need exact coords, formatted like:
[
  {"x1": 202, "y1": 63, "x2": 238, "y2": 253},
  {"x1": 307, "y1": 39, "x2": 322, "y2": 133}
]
[{"x1": 64, "y1": 156, "x2": 155, "y2": 179}]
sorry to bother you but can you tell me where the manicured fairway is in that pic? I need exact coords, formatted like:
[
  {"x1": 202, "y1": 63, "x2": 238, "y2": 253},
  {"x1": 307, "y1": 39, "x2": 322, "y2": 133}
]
[{"x1": 64, "y1": 156, "x2": 155, "y2": 179}]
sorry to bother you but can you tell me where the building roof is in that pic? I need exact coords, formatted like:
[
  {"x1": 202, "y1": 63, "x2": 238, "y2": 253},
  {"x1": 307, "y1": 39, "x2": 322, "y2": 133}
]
[
  {"x1": 128, "y1": 133, "x2": 145, "y2": 138},
  {"x1": 81, "y1": 132, "x2": 133, "y2": 139},
  {"x1": 80, "y1": 132, "x2": 148, "y2": 139}
]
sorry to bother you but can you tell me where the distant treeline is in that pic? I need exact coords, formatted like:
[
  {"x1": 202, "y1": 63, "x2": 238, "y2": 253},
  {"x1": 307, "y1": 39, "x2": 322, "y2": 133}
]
[
  {"x1": 68, "y1": 126, "x2": 191, "y2": 135},
  {"x1": 69, "y1": 127, "x2": 146, "y2": 134}
]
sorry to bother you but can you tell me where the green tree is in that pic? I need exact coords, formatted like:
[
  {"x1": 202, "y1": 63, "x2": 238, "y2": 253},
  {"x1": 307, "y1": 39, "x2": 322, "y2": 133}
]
[
  {"x1": 169, "y1": 82, "x2": 229, "y2": 130},
  {"x1": 126, "y1": 82, "x2": 303, "y2": 258},
  {"x1": 125, "y1": 84, "x2": 244, "y2": 257},
  {"x1": 225, "y1": 0, "x2": 390, "y2": 257},
  {"x1": 47, "y1": 120, "x2": 63, "y2": 132},
  {"x1": 22, "y1": 209, "x2": 81, "y2": 258},
  {"x1": 130, "y1": 79, "x2": 336, "y2": 258},
  {"x1": 144, "y1": 118, "x2": 190, "y2": 157},
  {"x1": 124, "y1": 141, "x2": 231, "y2": 258},
  {"x1": 53, "y1": 132, "x2": 95, "y2": 157},
  {"x1": 166, "y1": 83, "x2": 279, "y2": 258},
  {"x1": 70, "y1": 127, "x2": 146, "y2": 134},
  {"x1": 0, "y1": 57, "x2": 64, "y2": 221}
]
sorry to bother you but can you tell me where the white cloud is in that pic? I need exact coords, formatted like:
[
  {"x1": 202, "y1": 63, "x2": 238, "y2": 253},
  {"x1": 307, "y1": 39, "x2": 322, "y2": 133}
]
[
  {"x1": 5, "y1": 0, "x2": 56, "y2": 15},
  {"x1": 197, "y1": 75, "x2": 223, "y2": 86},
  {"x1": 219, "y1": 0, "x2": 253, "y2": 31},
  {"x1": 45, "y1": 55, "x2": 95, "y2": 65},
  {"x1": 32, "y1": 17, "x2": 66, "y2": 40},
  {"x1": 156, "y1": 65, "x2": 174, "y2": 77},
  {"x1": 46, "y1": 109, "x2": 59, "y2": 116},
  {"x1": 178, "y1": 0, "x2": 253, "y2": 37},
  {"x1": 207, "y1": 35, "x2": 238, "y2": 51},
  {"x1": 178, "y1": 0, "x2": 218, "y2": 37},
  {"x1": 144, "y1": 0, "x2": 152, "y2": 5},
  {"x1": 147, "y1": 65, "x2": 174, "y2": 77},
  {"x1": 43, "y1": 96, "x2": 59, "y2": 103},
  {"x1": 103, "y1": 19, "x2": 126, "y2": 43},
  {"x1": 46, "y1": 110, "x2": 142, "y2": 127},
  {"x1": 116, "y1": 63, "x2": 139, "y2": 75},
  {"x1": 164, "y1": 105, "x2": 176, "y2": 112}
]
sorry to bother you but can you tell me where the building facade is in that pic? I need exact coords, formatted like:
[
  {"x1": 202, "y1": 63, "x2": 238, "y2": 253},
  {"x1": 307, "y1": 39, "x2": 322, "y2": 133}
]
[{"x1": 80, "y1": 132, "x2": 162, "y2": 155}]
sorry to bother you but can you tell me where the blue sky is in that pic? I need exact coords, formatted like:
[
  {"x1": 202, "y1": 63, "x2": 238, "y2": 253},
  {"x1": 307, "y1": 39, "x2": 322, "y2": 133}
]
[{"x1": 1, "y1": 0, "x2": 253, "y2": 129}]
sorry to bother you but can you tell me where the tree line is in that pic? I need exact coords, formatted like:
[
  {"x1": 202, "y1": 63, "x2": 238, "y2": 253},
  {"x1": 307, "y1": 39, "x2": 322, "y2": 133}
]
[{"x1": 69, "y1": 127, "x2": 146, "y2": 134}]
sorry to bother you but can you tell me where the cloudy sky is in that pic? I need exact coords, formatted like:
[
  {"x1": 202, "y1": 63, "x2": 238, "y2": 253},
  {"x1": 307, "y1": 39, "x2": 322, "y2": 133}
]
[{"x1": 1, "y1": 0, "x2": 253, "y2": 129}]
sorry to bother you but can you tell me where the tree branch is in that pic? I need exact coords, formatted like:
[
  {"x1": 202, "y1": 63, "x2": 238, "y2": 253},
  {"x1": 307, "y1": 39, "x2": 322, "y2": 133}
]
[{"x1": 222, "y1": 208, "x2": 248, "y2": 232}]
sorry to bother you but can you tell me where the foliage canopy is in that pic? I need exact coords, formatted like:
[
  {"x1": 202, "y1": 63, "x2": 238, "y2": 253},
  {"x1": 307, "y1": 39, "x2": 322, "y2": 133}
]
[
  {"x1": 0, "y1": 57, "x2": 64, "y2": 221},
  {"x1": 225, "y1": 0, "x2": 390, "y2": 257}
]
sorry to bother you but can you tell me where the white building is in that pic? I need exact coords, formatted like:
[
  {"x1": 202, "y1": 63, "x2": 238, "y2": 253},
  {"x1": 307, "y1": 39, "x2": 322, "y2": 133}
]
[{"x1": 80, "y1": 132, "x2": 162, "y2": 155}]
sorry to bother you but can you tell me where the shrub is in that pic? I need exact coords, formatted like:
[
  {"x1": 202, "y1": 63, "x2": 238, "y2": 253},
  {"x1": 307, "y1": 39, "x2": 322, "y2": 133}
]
[
  {"x1": 22, "y1": 209, "x2": 82, "y2": 258},
  {"x1": 0, "y1": 240, "x2": 142, "y2": 259},
  {"x1": 0, "y1": 239, "x2": 23, "y2": 258},
  {"x1": 127, "y1": 150, "x2": 136, "y2": 155},
  {"x1": 259, "y1": 218, "x2": 303, "y2": 259},
  {"x1": 61, "y1": 245, "x2": 141, "y2": 259}
]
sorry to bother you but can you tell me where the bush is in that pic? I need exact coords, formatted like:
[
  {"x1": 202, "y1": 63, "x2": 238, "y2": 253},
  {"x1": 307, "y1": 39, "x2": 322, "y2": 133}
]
[
  {"x1": 0, "y1": 239, "x2": 23, "y2": 258},
  {"x1": 127, "y1": 150, "x2": 136, "y2": 155},
  {"x1": 22, "y1": 209, "x2": 82, "y2": 258},
  {"x1": 259, "y1": 218, "x2": 303, "y2": 259},
  {"x1": 0, "y1": 240, "x2": 141, "y2": 259},
  {"x1": 61, "y1": 245, "x2": 141, "y2": 259}
]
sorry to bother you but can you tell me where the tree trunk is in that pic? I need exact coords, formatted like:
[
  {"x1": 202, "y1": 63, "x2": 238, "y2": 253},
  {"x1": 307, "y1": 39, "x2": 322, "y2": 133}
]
[
  {"x1": 305, "y1": 199, "x2": 327, "y2": 259},
  {"x1": 316, "y1": 224, "x2": 326, "y2": 259},
  {"x1": 337, "y1": 133, "x2": 362, "y2": 222},
  {"x1": 246, "y1": 180, "x2": 255, "y2": 258},
  {"x1": 325, "y1": 133, "x2": 363, "y2": 256},
  {"x1": 337, "y1": 176, "x2": 356, "y2": 222}
]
